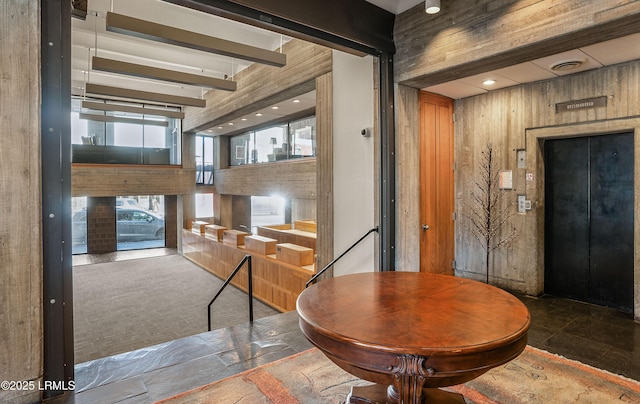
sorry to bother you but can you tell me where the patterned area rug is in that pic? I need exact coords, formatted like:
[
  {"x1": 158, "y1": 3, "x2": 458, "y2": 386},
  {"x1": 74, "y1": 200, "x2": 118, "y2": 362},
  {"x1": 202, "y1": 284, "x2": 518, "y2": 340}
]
[{"x1": 157, "y1": 346, "x2": 640, "y2": 403}]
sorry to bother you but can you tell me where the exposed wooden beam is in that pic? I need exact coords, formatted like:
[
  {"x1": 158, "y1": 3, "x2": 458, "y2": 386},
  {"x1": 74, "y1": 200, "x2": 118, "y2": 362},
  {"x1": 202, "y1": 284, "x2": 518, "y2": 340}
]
[
  {"x1": 85, "y1": 83, "x2": 206, "y2": 107},
  {"x1": 79, "y1": 113, "x2": 170, "y2": 127},
  {"x1": 91, "y1": 56, "x2": 237, "y2": 91},
  {"x1": 81, "y1": 101, "x2": 185, "y2": 119},
  {"x1": 105, "y1": 11, "x2": 287, "y2": 67}
]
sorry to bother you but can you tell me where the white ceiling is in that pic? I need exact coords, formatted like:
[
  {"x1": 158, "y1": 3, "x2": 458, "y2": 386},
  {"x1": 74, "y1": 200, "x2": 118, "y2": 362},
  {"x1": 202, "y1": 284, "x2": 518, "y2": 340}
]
[{"x1": 72, "y1": 0, "x2": 640, "y2": 130}]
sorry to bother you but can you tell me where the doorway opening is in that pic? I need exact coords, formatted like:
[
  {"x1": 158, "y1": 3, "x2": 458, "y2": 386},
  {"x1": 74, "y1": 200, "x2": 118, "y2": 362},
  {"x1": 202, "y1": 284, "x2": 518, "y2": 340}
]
[{"x1": 544, "y1": 133, "x2": 634, "y2": 313}]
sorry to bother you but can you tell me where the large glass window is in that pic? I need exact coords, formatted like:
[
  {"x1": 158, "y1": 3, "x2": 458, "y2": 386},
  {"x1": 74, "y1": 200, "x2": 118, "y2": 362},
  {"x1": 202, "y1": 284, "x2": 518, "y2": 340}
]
[
  {"x1": 72, "y1": 196, "x2": 87, "y2": 255},
  {"x1": 195, "y1": 134, "x2": 214, "y2": 185},
  {"x1": 229, "y1": 116, "x2": 315, "y2": 166},
  {"x1": 71, "y1": 98, "x2": 182, "y2": 165},
  {"x1": 250, "y1": 195, "x2": 286, "y2": 233},
  {"x1": 195, "y1": 193, "x2": 214, "y2": 218},
  {"x1": 116, "y1": 195, "x2": 165, "y2": 251}
]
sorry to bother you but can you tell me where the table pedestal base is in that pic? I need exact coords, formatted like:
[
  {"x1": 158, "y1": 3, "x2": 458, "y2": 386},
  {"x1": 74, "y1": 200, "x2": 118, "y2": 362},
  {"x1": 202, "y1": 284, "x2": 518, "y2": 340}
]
[{"x1": 347, "y1": 384, "x2": 465, "y2": 404}]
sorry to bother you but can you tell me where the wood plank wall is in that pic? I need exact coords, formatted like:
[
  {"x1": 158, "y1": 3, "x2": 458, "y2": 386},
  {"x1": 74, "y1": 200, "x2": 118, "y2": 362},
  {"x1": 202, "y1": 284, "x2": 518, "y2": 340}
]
[
  {"x1": 454, "y1": 62, "x2": 640, "y2": 298},
  {"x1": 394, "y1": 0, "x2": 640, "y2": 88},
  {"x1": 182, "y1": 230, "x2": 312, "y2": 312},
  {"x1": 0, "y1": 1, "x2": 42, "y2": 402}
]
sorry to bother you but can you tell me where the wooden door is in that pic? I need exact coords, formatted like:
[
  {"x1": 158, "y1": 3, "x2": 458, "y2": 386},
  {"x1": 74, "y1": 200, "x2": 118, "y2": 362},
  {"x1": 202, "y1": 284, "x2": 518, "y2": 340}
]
[
  {"x1": 420, "y1": 92, "x2": 455, "y2": 274},
  {"x1": 545, "y1": 133, "x2": 634, "y2": 313}
]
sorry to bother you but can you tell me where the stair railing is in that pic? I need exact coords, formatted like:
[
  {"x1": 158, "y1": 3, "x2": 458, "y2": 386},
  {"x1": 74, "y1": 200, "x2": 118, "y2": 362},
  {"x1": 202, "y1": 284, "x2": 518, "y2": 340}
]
[
  {"x1": 207, "y1": 254, "x2": 253, "y2": 331},
  {"x1": 306, "y1": 226, "x2": 379, "y2": 288}
]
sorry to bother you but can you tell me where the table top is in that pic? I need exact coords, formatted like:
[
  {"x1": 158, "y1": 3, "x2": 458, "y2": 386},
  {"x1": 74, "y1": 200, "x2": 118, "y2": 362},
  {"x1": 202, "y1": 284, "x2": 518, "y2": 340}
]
[{"x1": 297, "y1": 272, "x2": 530, "y2": 356}]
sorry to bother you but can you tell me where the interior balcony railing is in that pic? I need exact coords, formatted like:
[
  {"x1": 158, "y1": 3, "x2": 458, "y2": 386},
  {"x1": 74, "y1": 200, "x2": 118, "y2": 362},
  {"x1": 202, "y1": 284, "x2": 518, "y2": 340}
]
[
  {"x1": 207, "y1": 254, "x2": 253, "y2": 331},
  {"x1": 206, "y1": 226, "x2": 379, "y2": 331}
]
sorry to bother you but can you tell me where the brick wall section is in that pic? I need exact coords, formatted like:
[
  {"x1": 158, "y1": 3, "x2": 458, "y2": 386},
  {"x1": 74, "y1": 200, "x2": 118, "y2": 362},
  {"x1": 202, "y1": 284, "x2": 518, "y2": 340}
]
[
  {"x1": 87, "y1": 197, "x2": 116, "y2": 254},
  {"x1": 165, "y1": 195, "x2": 177, "y2": 248}
]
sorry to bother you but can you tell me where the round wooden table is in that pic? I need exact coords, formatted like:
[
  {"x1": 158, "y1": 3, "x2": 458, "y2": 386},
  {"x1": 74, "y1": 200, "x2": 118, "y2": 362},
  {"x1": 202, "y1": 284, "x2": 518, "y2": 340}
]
[{"x1": 296, "y1": 272, "x2": 530, "y2": 403}]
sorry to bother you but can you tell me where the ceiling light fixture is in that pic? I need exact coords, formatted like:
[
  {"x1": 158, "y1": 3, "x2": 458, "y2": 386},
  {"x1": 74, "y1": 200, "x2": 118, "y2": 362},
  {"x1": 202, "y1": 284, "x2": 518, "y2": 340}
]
[
  {"x1": 85, "y1": 83, "x2": 206, "y2": 107},
  {"x1": 271, "y1": 106, "x2": 279, "y2": 110},
  {"x1": 106, "y1": 12, "x2": 286, "y2": 67},
  {"x1": 425, "y1": 0, "x2": 440, "y2": 14},
  {"x1": 256, "y1": 113, "x2": 263, "y2": 117},
  {"x1": 82, "y1": 100, "x2": 185, "y2": 119},
  {"x1": 91, "y1": 56, "x2": 237, "y2": 91},
  {"x1": 79, "y1": 113, "x2": 169, "y2": 127},
  {"x1": 482, "y1": 79, "x2": 496, "y2": 86},
  {"x1": 293, "y1": 99, "x2": 300, "y2": 103}
]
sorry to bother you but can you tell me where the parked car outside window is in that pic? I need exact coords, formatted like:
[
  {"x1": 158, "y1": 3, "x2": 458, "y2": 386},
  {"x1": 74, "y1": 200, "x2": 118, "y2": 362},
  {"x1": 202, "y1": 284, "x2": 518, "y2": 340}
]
[
  {"x1": 116, "y1": 208, "x2": 165, "y2": 241},
  {"x1": 72, "y1": 207, "x2": 165, "y2": 244}
]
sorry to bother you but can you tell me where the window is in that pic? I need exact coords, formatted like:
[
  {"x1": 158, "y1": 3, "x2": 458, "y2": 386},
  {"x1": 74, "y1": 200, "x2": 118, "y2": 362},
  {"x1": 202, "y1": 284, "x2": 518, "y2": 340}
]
[
  {"x1": 195, "y1": 134, "x2": 214, "y2": 185},
  {"x1": 71, "y1": 196, "x2": 87, "y2": 255},
  {"x1": 195, "y1": 193, "x2": 214, "y2": 218},
  {"x1": 116, "y1": 195, "x2": 165, "y2": 251},
  {"x1": 71, "y1": 97, "x2": 182, "y2": 165},
  {"x1": 250, "y1": 195, "x2": 286, "y2": 233},
  {"x1": 229, "y1": 116, "x2": 315, "y2": 166}
]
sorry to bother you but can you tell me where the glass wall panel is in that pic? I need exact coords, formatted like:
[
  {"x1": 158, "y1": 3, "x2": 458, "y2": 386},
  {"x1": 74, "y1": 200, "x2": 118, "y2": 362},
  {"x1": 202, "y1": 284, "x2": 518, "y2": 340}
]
[
  {"x1": 195, "y1": 134, "x2": 214, "y2": 184},
  {"x1": 195, "y1": 193, "x2": 214, "y2": 218},
  {"x1": 251, "y1": 195, "x2": 286, "y2": 233},
  {"x1": 116, "y1": 195, "x2": 165, "y2": 251},
  {"x1": 71, "y1": 97, "x2": 182, "y2": 165},
  {"x1": 72, "y1": 196, "x2": 87, "y2": 255},
  {"x1": 230, "y1": 132, "x2": 252, "y2": 166},
  {"x1": 229, "y1": 115, "x2": 315, "y2": 165}
]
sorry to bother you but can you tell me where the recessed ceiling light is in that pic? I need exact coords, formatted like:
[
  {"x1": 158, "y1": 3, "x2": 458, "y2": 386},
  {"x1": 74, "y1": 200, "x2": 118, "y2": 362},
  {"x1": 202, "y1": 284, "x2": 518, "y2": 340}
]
[
  {"x1": 228, "y1": 122, "x2": 234, "y2": 126},
  {"x1": 241, "y1": 118, "x2": 247, "y2": 121},
  {"x1": 483, "y1": 79, "x2": 496, "y2": 86},
  {"x1": 271, "y1": 106, "x2": 279, "y2": 110},
  {"x1": 292, "y1": 99, "x2": 300, "y2": 103},
  {"x1": 217, "y1": 126, "x2": 223, "y2": 129},
  {"x1": 207, "y1": 129, "x2": 213, "y2": 133},
  {"x1": 256, "y1": 113, "x2": 262, "y2": 117}
]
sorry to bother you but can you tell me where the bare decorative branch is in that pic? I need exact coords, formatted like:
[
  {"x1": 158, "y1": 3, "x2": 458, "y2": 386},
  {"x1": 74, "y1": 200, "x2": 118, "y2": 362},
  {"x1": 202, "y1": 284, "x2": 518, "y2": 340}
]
[{"x1": 464, "y1": 144, "x2": 518, "y2": 283}]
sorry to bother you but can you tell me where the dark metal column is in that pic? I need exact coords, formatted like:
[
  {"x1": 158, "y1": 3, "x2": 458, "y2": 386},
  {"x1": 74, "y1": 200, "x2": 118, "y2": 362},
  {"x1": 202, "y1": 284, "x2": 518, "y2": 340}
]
[
  {"x1": 42, "y1": 0, "x2": 74, "y2": 398},
  {"x1": 379, "y1": 52, "x2": 396, "y2": 271}
]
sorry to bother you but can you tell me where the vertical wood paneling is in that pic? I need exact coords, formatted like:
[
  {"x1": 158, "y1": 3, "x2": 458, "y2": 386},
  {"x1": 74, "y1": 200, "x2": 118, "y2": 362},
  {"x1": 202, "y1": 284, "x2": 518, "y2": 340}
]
[
  {"x1": 0, "y1": 1, "x2": 42, "y2": 402},
  {"x1": 420, "y1": 92, "x2": 454, "y2": 275},
  {"x1": 182, "y1": 230, "x2": 312, "y2": 311}
]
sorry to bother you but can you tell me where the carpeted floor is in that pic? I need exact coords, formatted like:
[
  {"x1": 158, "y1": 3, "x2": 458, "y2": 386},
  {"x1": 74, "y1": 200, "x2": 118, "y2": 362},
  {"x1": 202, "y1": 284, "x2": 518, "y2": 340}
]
[
  {"x1": 73, "y1": 255, "x2": 280, "y2": 364},
  {"x1": 158, "y1": 346, "x2": 640, "y2": 404}
]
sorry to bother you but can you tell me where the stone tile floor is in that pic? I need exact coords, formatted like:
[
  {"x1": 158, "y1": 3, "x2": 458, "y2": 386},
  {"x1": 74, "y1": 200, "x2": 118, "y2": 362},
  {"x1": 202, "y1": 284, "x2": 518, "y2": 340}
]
[{"x1": 48, "y1": 251, "x2": 640, "y2": 403}]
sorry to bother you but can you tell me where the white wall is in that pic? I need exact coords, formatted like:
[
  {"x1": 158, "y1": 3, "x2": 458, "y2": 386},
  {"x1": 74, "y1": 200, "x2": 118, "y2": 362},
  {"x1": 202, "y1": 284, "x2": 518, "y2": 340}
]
[{"x1": 332, "y1": 50, "x2": 376, "y2": 276}]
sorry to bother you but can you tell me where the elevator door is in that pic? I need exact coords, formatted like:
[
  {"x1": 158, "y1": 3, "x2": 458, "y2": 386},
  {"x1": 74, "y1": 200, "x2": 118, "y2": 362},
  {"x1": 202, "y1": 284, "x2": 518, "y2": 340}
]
[{"x1": 545, "y1": 133, "x2": 634, "y2": 313}]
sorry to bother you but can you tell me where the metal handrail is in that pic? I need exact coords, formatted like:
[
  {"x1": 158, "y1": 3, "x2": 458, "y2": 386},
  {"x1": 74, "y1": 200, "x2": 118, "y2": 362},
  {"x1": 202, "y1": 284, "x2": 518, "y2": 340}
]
[
  {"x1": 207, "y1": 254, "x2": 253, "y2": 331},
  {"x1": 306, "y1": 226, "x2": 379, "y2": 288}
]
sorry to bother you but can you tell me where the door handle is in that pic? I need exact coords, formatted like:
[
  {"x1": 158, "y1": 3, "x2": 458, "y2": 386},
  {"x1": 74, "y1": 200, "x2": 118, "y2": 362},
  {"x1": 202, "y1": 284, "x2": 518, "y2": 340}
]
[{"x1": 422, "y1": 224, "x2": 430, "y2": 231}]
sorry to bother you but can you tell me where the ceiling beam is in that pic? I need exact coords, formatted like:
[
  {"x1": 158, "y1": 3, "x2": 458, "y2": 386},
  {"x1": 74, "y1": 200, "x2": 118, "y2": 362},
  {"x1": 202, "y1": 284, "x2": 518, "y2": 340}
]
[
  {"x1": 79, "y1": 113, "x2": 169, "y2": 127},
  {"x1": 85, "y1": 83, "x2": 206, "y2": 107},
  {"x1": 91, "y1": 56, "x2": 237, "y2": 91},
  {"x1": 81, "y1": 101, "x2": 185, "y2": 119},
  {"x1": 105, "y1": 11, "x2": 287, "y2": 67}
]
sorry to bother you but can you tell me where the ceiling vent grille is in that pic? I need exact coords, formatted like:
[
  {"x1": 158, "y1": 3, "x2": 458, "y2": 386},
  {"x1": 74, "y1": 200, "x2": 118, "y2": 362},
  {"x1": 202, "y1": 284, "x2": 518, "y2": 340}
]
[{"x1": 550, "y1": 59, "x2": 586, "y2": 71}]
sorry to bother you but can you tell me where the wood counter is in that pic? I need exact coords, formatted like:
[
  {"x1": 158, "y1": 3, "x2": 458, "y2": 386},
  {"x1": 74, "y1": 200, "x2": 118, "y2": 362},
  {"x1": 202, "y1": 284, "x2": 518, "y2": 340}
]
[{"x1": 182, "y1": 230, "x2": 314, "y2": 312}]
